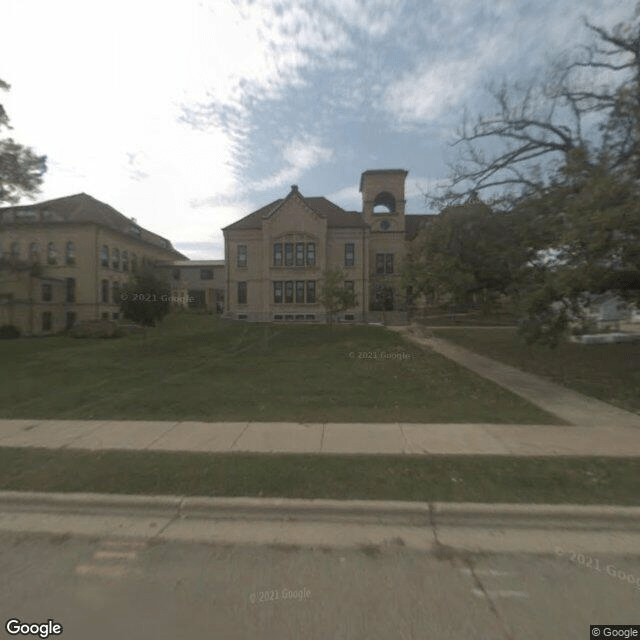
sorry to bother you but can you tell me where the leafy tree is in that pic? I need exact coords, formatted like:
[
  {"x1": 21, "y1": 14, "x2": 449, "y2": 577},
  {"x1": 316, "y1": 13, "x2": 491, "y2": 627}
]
[
  {"x1": 0, "y1": 79, "x2": 47, "y2": 204},
  {"x1": 421, "y1": 5, "x2": 640, "y2": 345},
  {"x1": 403, "y1": 199, "x2": 527, "y2": 314},
  {"x1": 120, "y1": 268, "x2": 171, "y2": 327},
  {"x1": 512, "y1": 152, "x2": 640, "y2": 344},
  {"x1": 319, "y1": 269, "x2": 357, "y2": 325}
]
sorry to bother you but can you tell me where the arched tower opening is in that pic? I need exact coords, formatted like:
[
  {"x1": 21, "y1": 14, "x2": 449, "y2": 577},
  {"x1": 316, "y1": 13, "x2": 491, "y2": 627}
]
[
  {"x1": 359, "y1": 169, "x2": 407, "y2": 230},
  {"x1": 372, "y1": 191, "x2": 396, "y2": 214}
]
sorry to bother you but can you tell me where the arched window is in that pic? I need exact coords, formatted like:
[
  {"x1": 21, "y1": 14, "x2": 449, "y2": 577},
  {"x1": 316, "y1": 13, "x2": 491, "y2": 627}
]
[
  {"x1": 372, "y1": 191, "x2": 396, "y2": 214},
  {"x1": 66, "y1": 241, "x2": 75, "y2": 265},
  {"x1": 101, "y1": 245, "x2": 109, "y2": 267},
  {"x1": 47, "y1": 242, "x2": 57, "y2": 265},
  {"x1": 29, "y1": 242, "x2": 40, "y2": 263}
]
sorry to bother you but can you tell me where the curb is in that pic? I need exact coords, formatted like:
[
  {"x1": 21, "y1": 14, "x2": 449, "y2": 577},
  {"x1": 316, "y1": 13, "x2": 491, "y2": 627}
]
[
  {"x1": 2, "y1": 491, "x2": 640, "y2": 531},
  {"x1": 431, "y1": 502, "x2": 640, "y2": 531}
]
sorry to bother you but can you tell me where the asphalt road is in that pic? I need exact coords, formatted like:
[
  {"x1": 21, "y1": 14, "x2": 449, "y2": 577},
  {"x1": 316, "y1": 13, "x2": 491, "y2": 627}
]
[{"x1": 1, "y1": 531, "x2": 639, "y2": 640}]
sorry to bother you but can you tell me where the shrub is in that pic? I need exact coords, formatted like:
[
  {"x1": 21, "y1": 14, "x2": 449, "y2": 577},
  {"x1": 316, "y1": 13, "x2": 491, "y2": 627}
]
[{"x1": 0, "y1": 324, "x2": 20, "y2": 339}]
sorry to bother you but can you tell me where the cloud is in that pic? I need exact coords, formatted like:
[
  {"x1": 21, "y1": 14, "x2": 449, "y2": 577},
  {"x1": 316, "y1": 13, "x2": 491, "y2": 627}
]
[
  {"x1": 384, "y1": 35, "x2": 503, "y2": 125},
  {"x1": 320, "y1": 0, "x2": 401, "y2": 38},
  {"x1": 251, "y1": 135, "x2": 334, "y2": 191},
  {"x1": 382, "y1": 0, "x2": 634, "y2": 127},
  {"x1": 327, "y1": 184, "x2": 361, "y2": 210}
]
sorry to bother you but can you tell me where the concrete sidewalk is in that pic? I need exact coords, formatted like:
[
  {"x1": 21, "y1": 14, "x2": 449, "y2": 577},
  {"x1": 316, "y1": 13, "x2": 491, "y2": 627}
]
[
  {"x1": 2, "y1": 418, "x2": 640, "y2": 456},
  {"x1": 391, "y1": 325, "x2": 640, "y2": 429}
]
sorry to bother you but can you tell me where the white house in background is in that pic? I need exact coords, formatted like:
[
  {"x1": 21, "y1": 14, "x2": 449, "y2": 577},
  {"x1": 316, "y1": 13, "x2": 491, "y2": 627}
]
[{"x1": 580, "y1": 293, "x2": 640, "y2": 331}]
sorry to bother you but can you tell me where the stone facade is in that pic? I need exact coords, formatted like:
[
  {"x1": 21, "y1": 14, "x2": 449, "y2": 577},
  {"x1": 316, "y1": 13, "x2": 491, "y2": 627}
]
[
  {"x1": 156, "y1": 260, "x2": 226, "y2": 312},
  {"x1": 0, "y1": 193, "x2": 186, "y2": 335},
  {"x1": 222, "y1": 169, "x2": 426, "y2": 324}
]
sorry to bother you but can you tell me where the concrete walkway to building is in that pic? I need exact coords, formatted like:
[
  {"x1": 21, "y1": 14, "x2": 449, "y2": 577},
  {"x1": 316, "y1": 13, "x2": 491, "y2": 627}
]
[
  {"x1": 1, "y1": 418, "x2": 640, "y2": 456},
  {"x1": 390, "y1": 325, "x2": 640, "y2": 429}
]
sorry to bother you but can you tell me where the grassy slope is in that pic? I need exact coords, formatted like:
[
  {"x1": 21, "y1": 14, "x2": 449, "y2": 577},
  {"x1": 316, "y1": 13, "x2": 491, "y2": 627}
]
[
  {"x1": 0, "y1": 313, "x2": 560, "y2": 423},
  {"x1": 431, "y1": 328, "x2": 640, "y2": 415}
]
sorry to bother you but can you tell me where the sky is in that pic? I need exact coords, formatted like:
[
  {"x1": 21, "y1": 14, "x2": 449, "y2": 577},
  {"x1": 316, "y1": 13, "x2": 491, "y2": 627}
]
[{"x1": 1, "y1": 0, "x2": 635, "y2": 259}]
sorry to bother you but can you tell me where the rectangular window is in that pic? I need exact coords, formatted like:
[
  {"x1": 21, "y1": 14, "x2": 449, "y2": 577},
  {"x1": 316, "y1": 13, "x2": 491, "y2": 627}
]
[
  {"x1": 65, "y1": 311, "x2": 76, "y2": 330},
  {"x1": 112, "y1": 281, "x2": 120, "y2": 304},
  {"x1": 112, "y1": 249, "x2": 120, "y2": 270},
  {"x1": 375, "y1": 253, "x2": 385, "y2": 274},
  {"x1": 237, "y1": 244, "x2": 247, "y2": 268},
  {"x1": 47, "y1": 242, "x2": 57, "y2": 265},
  {"x1": 101, "y1": 246, "x2": 109, "y2": 268},
  {"x1": 200, "y1": 269, "x2": 213, "y2": 280},
  {"x1": 65, "y1": 242, "x2": 75, "y2": 266},
  {"x1": 306, "y1": 280, "x2": 316, "y2": 304},
  {"x1": 273, "y1": 281, "x2": 283, "y2": 303},
  {"x1": 344, "y1": 280, "x2": 355, "y2": 293},
  {"x1": 385, "y1": 254, "x2": 394, "y2": 274},
  {"x1": 273, "y1": 243, "x2": 282, "y2": 266},
  {"x1": 284, "y1": 281, "x2": 293, "y2": 303},
  {"x1": 295, "y1": 243, "x2": 304, "y2": 266},
  {"x1": 173, "y1": 268, "x2": 180, "y2": 280},
  {"x1": 65, "y1": 277, "x2": 76, "y2": 303},
  {"x1": 345, "y1": 243, "x2": 355, "y2": 267},
  {"x1": 112, "y1": 312, "x2": 120, "y2": 320},
  {"x1": 101, "y1": 312, "x2": 109, "y2": 320},
  {"x1": 237, "y1": 281, "x2": 247, "y2": 304},
  {"x1": 101, "y1": 279, "x2": 109, "y2": 303},
  {"x1": 295, "y1": 280, "x2": 304, "y2": 303},
  {"x1": 122, "y1": 251, "x2": 129, "y2": 272},
  {"x1": 41, "y1": 283, "x2": 52, "y2": 302},
  {"x1": 306, "y1": 242, "x2": 315, "y2": 266},
  {"x1": 284, "y1": 243, "x2": 293, "y2": 266},
  {"x1": 42, "y1": 312, "x2": 52, "y2": 331}
]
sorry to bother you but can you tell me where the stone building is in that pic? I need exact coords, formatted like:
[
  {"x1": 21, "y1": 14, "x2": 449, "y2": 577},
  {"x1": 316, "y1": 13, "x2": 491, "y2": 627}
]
[
  {"x1": 0, "y1": 193, "x2": 186, "y2": 335},
  {"x1": 222, "y1": 169, "x2": 428, "y2": 323},
  {"x1": 156, "y1": 260, "x2": 226, "y2": 313}
]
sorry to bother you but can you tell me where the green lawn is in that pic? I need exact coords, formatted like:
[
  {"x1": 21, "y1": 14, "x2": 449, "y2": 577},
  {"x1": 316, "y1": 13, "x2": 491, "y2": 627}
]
[
  {"x1": 0, "y1": 313, "x2": 560, "y2": 423},
  {"x1": 430, "y1": 328, "x2": 640, "y2": 415},
  {"x1": 0, "y1": 447, "x2": 637, "y2": 505}
]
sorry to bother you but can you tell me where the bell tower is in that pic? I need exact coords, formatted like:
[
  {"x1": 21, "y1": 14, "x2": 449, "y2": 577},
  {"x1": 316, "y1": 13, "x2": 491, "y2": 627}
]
[{"x1": 359, "y1": 169, "x2": 407, "y2": 233}]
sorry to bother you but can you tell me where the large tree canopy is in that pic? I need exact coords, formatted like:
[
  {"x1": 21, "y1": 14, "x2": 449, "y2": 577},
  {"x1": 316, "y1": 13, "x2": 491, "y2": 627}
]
[
  {"x1": 412, "y1": 5, "x2": 640, "y2": 345},
  {"x1": 404, "y1": 200, "x2": 527, "y2": 311},
  {"x1": 0, "y1": 79, "x2": 47, "y2": 205}
]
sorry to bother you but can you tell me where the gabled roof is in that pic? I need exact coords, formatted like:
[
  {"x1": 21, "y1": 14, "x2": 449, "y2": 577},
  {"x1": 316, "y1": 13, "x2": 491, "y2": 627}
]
[
  {"x1": 0, "y1": 193, "x2": 187, "y2": 258},
  {"x1": 223, "y1": 187, "x2": 367, "y2": 231}
]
